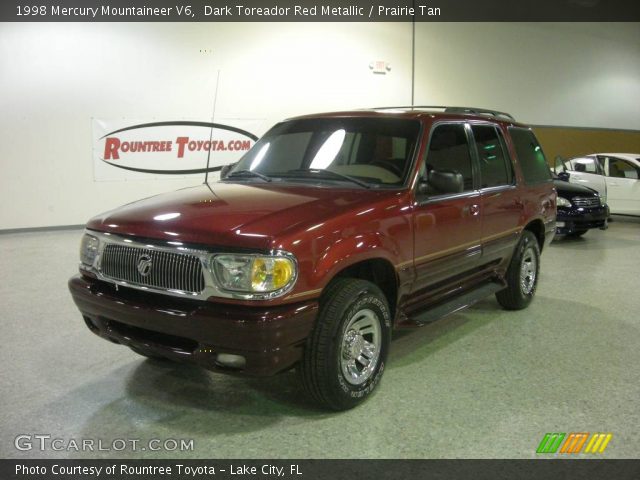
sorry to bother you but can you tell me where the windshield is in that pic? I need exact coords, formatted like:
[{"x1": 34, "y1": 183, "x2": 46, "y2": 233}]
[{"x1": 226, "y1": 117, "x2": 421, "y2": 187}]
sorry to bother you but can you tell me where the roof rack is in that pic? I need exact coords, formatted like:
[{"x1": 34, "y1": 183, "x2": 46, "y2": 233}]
[{"x1": 374, "y1": 105, "x2": 515, "y2": 121}]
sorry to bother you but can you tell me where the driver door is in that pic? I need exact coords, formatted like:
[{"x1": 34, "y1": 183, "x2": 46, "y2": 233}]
[{"x1": 410, "y1": 122, "x2": 482, "y2": 298}]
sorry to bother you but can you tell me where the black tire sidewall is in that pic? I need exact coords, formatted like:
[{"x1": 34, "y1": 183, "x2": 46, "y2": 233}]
[
  {"x1": 319, "y1": 281, "x2": 391, "y2": 409},
  {"x1": 514, "y1": 232, "x2": 540, "y2": 303}
]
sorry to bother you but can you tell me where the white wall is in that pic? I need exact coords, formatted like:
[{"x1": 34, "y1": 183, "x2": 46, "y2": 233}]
[
  {"x1": 0, "y1": 22, "x2": 412, "y2": 229},
  {"x1": 1, "y1": 22, "x2": 639, "y2": 229},
  {"x1": 414, "y1": 23, "x2": 640, "y2": 129}
]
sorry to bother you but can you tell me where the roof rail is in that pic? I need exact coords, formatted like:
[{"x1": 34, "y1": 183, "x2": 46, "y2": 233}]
[{"x1": 373, "y1": 105, "x2": 515, "y2": 121}]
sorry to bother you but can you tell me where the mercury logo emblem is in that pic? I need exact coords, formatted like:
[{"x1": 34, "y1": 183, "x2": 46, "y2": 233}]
[{"x1": 136, "y1": 254, "x2": 153, "y2": 277}]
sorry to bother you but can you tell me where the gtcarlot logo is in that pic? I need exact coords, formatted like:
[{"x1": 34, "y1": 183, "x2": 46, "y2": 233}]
[
  {"x1": 14, "y1": 434, "x2": 194, "y2": 452},
  {"x1": 536, "y1": 432, "x2": 612, "y2": 454}
]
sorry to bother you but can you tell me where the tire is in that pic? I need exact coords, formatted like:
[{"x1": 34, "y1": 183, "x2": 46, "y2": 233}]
[
  {"x1": 496, "y1": 231, "x2": 541, "y2": 311},
  {"x1": 130, "y1": 346, "x2": 169, "y2": 361},
  {"x1": 300, "y1": 278, "x2": 391, "y2": 410},
  {"x1": 567, "y1": 230, "x2": 587, "y2": 237}
]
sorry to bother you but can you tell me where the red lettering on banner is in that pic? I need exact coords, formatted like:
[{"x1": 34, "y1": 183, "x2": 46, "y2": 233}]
[
  {"x1": 104, "y1": 137, "x2": 121, "y2": 160},
  {"x1": 104, "y1": 136, "x2": 249, "y2": 160},
  {"x1": 176, "y1": 137, "x2": 189, "y2": 158}
]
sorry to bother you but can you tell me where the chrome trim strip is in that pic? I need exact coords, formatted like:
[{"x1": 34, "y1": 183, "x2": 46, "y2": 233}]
[
  {"x1": 417, "y1": 190, "x2": 481, "y2": 206},
  {"x1": 394, "y1": 226, "x2": 523, "y2": 269},
  {"x1": 80, "y1": 230, "x2": 298, "y2": 301},
  {"x1": 285, "y1": 288, "x2": 323, "y2": 300},
  {"x1": 479, "y1": 184, "x2": 517, "y2": 195}
]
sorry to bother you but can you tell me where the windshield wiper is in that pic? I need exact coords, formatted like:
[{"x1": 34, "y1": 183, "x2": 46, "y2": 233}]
[
  {"x1": 285, "y1": 168, "x2": 371, "y2": 189},
  {"x1": 227, "y1": 169, "x2": 272, "y2": 182}
]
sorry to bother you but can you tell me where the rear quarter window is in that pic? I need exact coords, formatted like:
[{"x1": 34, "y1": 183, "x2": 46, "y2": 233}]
[{"x1": 509, "y1": 127, "x2": 552, "y2": 185}]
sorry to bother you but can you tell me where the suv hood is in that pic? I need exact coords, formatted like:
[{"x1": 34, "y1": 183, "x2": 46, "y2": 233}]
[{"x1": 87, "y1": 182, "x2": 387, "y2": 249}]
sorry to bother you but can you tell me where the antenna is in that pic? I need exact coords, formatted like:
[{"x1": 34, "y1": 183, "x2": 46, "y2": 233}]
[{"x1": 204, "y1": 69, "x2": 221, "y2": 185}]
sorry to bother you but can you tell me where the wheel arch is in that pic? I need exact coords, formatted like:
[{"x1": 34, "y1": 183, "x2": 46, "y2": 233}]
[
  {"x1": 325, "y1": 258, "x2": 399, "y2": 320},
  {"x1": 523, "y1": 218, "x2": 546, "y2": 252}
]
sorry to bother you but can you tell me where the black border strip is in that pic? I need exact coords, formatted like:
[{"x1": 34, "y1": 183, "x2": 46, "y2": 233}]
[
  {"x1": 2, "y1": 459, "x2": 640, "y2": 480},
  {"x1": 2, "y1": 0, "x2": 640, "y2": 22}
]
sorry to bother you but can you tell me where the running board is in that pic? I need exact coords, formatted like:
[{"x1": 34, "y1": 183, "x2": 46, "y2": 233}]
[{"x1": 409, "y1": 281, "x2": 505, "y2": 325}]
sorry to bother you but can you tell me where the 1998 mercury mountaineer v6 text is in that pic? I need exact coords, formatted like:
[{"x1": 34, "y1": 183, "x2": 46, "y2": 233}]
[{"x1": 69, "y1": 107, "x2": 556, "y2": 410}]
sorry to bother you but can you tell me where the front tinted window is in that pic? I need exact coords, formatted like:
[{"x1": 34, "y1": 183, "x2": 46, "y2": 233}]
[
  {"x1": 471, "y1": 125, "x2": 513, "y2": 188},
  {"x1": 423, "y1": 123, "x2": 474, "y2": 192},
  {"x1": 230, "y1": 118, "x2": 420, "y2": 186},
  {"x1": 509, "y1": 128, "x2": 552, "y2": 185}
]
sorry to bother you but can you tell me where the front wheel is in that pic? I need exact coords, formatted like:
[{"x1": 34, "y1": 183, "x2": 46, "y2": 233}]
[
  {"x1": 496, "y1": 231, "x2": 541, "y2": 310},
  {"x1": 300, "y1": 278, "x2": 391, "y2": 410}
]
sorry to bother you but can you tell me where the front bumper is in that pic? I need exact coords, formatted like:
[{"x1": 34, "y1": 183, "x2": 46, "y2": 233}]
[
  {"x1": 556, "y1": 205, "x2": 609, "y2": 234},
  {"x1": 68, "y1": 275, "x2": 318, "y2": 376}
]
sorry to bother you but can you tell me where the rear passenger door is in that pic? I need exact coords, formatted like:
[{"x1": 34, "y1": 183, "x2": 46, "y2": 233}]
[
  {"x1": 411, "y1": 122, "x2": 482, "y2": 295},
  {"x1": 469, "y1": 123, "x2": 523, "y2": 265}
]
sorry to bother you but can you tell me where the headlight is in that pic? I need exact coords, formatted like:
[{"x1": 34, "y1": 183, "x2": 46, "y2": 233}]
[
  {"x1": 557, "y1": 197, "x2": 572, "y2": 208},
  {"x1": 211, "y1": 254, "x2": 296, "y2": 296},
  {"x1": 79, "y1": 233, "x2": 99, "y2": 266}
]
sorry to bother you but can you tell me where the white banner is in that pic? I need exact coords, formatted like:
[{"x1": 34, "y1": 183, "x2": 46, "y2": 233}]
[{"x1": 92, "y1": 118, "x2": 265, "y2": 181}]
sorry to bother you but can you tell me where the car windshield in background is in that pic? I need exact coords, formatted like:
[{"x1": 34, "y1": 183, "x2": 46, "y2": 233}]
[{"x1": 227, "y1": 117, "x2": 421, "y2": 187}]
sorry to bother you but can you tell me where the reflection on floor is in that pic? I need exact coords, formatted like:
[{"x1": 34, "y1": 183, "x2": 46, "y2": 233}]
[{"x1": 0, "y1": 216, "x2": 638, "y2": 458}]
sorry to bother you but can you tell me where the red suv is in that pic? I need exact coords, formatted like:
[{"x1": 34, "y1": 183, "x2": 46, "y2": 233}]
[{"x1": 69, "y1": 107, "x2": 556, "y2": 410}]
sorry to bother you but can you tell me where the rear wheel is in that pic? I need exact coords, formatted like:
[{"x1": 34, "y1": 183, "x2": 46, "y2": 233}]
[
  {"x1": 496, "y1": 231, "x2": 540, "y2": 310},
  {"x1": 300, "y1": 278, "x2": 391, "y2": 410}
]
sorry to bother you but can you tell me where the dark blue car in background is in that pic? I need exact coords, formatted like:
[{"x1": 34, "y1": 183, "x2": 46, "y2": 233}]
[{"x1": 554, "y1": 176, "x2": 609, "y2": 237}]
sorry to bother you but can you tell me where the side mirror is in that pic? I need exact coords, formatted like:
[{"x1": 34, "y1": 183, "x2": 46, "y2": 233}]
[
  {"x1": 557, "y1": 171, "x2": 570, "y2": 182},
  {"x1": 419, "y1": 169, "x2": 464, "y2": 195}
]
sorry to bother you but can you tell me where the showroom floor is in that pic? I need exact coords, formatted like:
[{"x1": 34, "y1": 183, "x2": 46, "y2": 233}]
[{"x1": 1, "y1": 218, "x2": 638, "y2": 459}]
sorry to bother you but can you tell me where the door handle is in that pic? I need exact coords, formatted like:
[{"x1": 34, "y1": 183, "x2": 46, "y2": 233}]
[{"x1": 469, "y1": 204, "x2": 480, "y2": 216}]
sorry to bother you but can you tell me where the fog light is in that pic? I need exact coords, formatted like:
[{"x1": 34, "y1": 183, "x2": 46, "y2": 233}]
[
  {"x1": 556, "y1": 221, "x2": 565, "y2": 227},
  {"x1": 216, "y1": 353, "x2": 246, "y2": 369}
]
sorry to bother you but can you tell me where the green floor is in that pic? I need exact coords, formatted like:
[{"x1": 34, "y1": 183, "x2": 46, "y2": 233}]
[{"x1": 1, "y1": 218, "x2": 638, "y2": 459}]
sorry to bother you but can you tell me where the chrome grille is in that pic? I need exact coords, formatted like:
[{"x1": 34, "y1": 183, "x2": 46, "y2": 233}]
[
  {"x1": 100, "y1": 244, "x2": 205, "y2": 294},
  {"x1": 572, "y1": 196, "x2": 600, "y2": 208}
]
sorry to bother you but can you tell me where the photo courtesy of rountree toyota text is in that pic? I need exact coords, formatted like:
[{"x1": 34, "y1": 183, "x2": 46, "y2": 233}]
[{"x1": 1, "y1": 1, "x2": 639, "y2": 479}]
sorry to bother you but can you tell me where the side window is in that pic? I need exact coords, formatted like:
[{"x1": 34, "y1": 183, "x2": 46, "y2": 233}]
[
  {"x1": 471, "y1": 125, "x2": 513, "y2": 188},
  {"x1": 423, "y1": 123, "x2": 474, "y2": 193},
  {"x1": 608, "y1": 157, "x2": 639, "y2": 179},
  {"x1": 509, "y1": 127, "x2": 551, "y2": 185},
  {"x1": 569, "y1": 157, "x2": 600, "y2": 174}
]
